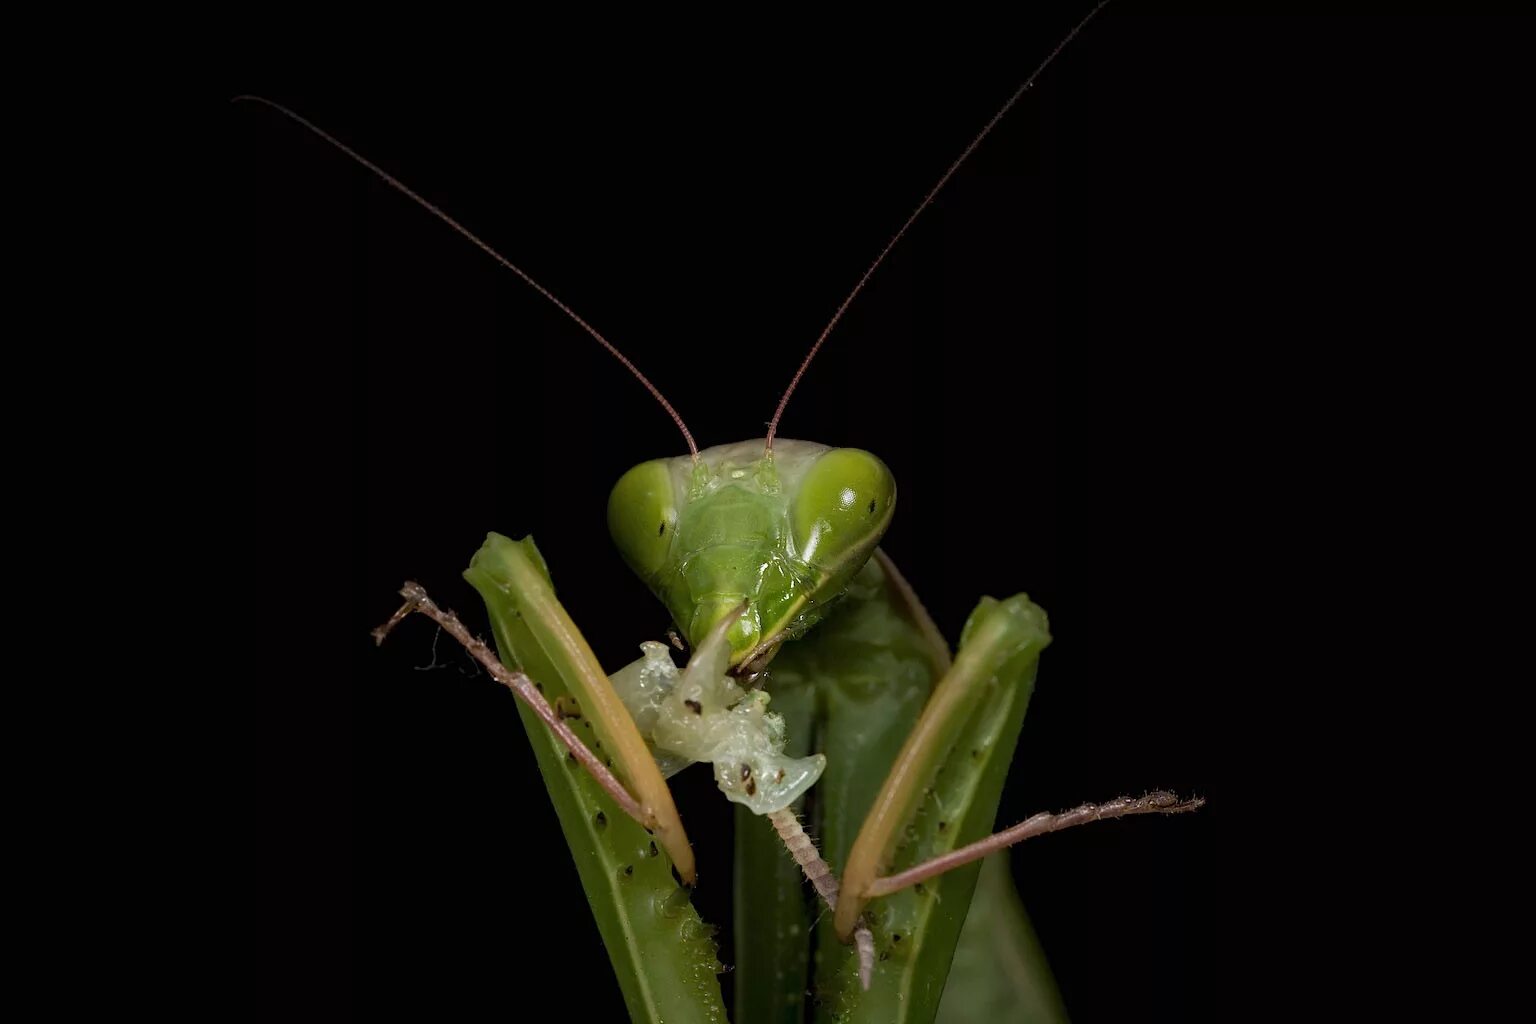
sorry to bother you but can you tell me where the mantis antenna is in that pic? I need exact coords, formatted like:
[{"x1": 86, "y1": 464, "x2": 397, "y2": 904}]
[
  {"x1": 763, "y1": 0, "x2": 1110, "y2": 452},
  {"x1": 233, "y1": 95, "x2": 701, "y2": 462}
]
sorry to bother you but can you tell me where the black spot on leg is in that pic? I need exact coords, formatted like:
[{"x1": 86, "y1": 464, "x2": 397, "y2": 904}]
[
  {"x1": 649, "y1": 840, "x2": 659, "y2": 857},
  {"x1": 594, "y1": 811, "x2": 608, "y2": 830},
  {"x1": 658, "y1": 521, "x2": 666, "y2": 537},
  {"x1": 868, "y1": 499, "x2": 877, "y2": 514},
  {"x1": 938, "y1": 821, "x2": 948, "y2": 833}
]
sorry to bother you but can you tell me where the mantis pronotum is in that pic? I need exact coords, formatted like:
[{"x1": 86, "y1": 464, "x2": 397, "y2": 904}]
[{"x1": 233, "y1": 5, "x2": 1204, "y2": 1019}]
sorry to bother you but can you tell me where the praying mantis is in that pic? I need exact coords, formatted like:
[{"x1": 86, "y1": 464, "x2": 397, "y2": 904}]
[{"x1": 235, "y1": 8, "x2": 1206, "y2": 1019}]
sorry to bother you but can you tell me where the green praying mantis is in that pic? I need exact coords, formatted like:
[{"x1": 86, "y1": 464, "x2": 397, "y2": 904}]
[{"x1": 241, "y1": 8, "x2": 1203, "y2": 1020}]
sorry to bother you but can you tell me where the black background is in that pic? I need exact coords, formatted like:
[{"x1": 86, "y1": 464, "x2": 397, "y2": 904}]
[{"x1": 224, "y1": 8, "x2": 1531, "y2": 1021}]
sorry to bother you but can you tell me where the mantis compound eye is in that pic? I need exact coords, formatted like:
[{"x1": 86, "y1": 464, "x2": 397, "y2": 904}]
[
  {"x1": 608, "y1": 459, "x2": 678, "y2": 581},
  {"x1": 791, "y1": 448, "x2": 896, "y2": 573}
]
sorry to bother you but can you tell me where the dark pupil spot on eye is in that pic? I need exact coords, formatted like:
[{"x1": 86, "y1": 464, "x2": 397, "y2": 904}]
[
  {"x1": 658, "y1": 522, "x2": 666, "y2": 536},
  {"x1": 868, "y1": 499, "x2": 877, "y2": 514}
]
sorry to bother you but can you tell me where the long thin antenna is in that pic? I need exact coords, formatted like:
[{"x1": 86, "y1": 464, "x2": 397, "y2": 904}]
[
  {"x1": 234, "y1": 95, "x2": 699, "y2": 461},
  {"x1": 763, "y1": 2, "x2": 1109, "y2": 451}
]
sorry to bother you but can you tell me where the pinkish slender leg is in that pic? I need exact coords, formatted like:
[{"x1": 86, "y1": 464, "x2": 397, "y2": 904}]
[
  {"x1": 374, "y1": 581, "x2": 645, "y2": 827},
  {"x1": 866, "y1": 791, "x2": 1204, "y2": 899},
  {"x1": 768, "y1": 809, "x2": 876, "y2": 991}
]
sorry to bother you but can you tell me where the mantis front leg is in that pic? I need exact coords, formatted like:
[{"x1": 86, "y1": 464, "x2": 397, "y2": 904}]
[
  {"x1": 760, "y1": 554, "x2": 1200, "y2": 1024},
  {"x1": 835, "y1": 598, "x2": 1200, "y2": 939},
  {"x1": 377, "y1": 534, "x2": 872, "y2": 1020},
  {"x1": 376, "y1": 534, "x2": 727, "y2": 1024}
]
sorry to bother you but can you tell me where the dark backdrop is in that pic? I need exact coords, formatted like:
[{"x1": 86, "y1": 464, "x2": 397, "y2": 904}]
[{"x1": 224, "y1": 9, "x2": 1530, "y2": 1020}]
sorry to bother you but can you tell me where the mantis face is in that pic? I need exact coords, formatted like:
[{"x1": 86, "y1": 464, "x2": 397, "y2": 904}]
[{"x1": 608, "y1": 438, "x2": 896, "y2": 668}]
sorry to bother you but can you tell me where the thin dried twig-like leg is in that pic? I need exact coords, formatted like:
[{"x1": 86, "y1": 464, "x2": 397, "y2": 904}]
[
  {"x1": 768, "y1": 808, "x2": 876, "y2": 991},
  {"x1": 373, "y1": 581, "x2": 646, "y2": 827},
  {"x1": 866, "y1": 791, "x2": 1204, "y2": 899}
]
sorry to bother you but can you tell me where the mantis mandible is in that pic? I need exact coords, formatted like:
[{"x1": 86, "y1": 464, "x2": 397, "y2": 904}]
[{"x1": 233, "y1": 5, "x2": 1204, "y2": 1019}]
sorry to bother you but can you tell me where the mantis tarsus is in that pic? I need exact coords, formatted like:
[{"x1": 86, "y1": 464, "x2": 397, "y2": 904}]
[{"x1": 233, "y1": 10, "x2": 1204, "y2": 1019}]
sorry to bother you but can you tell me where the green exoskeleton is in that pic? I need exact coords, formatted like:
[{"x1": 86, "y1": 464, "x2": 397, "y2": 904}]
[
  {"x1": 247, "y1": 8, "x2": 1200, "y2": 1021},
  {"x1": 372, "y1": 445, "x2": 1194, "y2": 1022}
]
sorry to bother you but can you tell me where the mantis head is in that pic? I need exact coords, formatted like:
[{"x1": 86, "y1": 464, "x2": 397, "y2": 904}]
[{"x1": 608, "y1": 438, "x2": 895, "y2": 669}]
